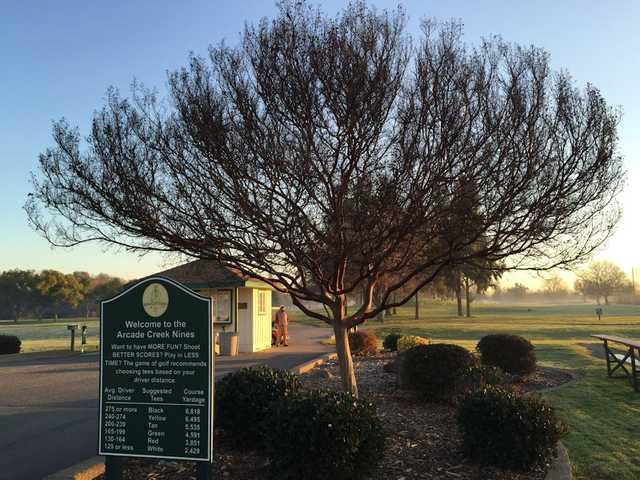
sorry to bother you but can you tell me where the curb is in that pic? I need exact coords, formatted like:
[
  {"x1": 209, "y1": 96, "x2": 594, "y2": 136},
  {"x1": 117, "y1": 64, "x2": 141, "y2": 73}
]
[
  {"x1": 43, "y1": 456, "x2": 104, "y2": 480},
  {"x1": 545, "y1": 442, "x2": 572, "y2": 480},
  {"x1": 290, "y1": 352, "x2": 337, "y2": 375}
]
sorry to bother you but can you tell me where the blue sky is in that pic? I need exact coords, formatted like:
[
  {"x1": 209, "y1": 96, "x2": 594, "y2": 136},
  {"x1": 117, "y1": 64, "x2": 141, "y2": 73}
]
[{"x1": 1, "y1": 1, "x2": 639, "y2": 282}]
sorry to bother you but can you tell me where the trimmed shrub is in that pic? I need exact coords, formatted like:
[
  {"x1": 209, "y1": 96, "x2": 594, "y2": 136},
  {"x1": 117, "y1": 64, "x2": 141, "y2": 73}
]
[
  {"x1": 382, "y1": 333, "x2": 402, "y2": 351},
  {"x1": 265, "y1": 390, "x2": 385, "y2": 480},
  {"x1": 399, "y1": 343, "x2": 477, "y2": 402},
  {"x1": 397, "y1": 335, "x2": 429, "y2": 352},
  {"x1": 477, "y1": 334, "x2": 536, "y2": 375},
  {"x1": 457, "y1": 387, "x2": 568, "y2": 470},
  {"x1": 0, "y1": 335, "x2": 21, "y2": 355},
  {"x1": 215, "y1": 365, "x2": 301, "y2": 448},
  {"x1": 348, "y1": 329, "x2": 378, "y2": 356}
]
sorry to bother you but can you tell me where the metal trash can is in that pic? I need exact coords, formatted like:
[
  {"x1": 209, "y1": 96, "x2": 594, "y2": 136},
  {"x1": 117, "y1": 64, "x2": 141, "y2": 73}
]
[{"x1": 219, "y1": 332, "x2": 239, "y2": 356}]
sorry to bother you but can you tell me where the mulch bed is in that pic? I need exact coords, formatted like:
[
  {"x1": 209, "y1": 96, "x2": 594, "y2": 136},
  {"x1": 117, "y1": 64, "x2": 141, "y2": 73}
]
[
  {"x1": 519, "y1": 366, "x2": 576, "y2": 392},
  {"x1": 98, "y1": 353, "x2": 574, "y2": 480}
]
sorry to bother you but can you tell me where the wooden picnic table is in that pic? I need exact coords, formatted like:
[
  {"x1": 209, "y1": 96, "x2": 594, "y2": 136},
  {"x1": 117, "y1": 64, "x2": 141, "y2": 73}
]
[{"x1": 591, "y1": 334, "x2": 640, "y2": 392}]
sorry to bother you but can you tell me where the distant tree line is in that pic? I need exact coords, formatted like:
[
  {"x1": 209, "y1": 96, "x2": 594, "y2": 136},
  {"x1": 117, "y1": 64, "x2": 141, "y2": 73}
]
[
  {"x1": 492, "y1": 261, "x2": 633, "y2": 305},
  {"x1": 0, "y1": 270, "x2": 125, "y2": 322},
  {"x1": 493, "y1": 275, "x2": 572, "y2": 302}
]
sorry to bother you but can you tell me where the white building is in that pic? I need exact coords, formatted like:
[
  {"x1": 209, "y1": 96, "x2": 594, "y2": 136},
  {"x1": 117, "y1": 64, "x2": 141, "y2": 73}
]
[{"x1": 153, "y1": 260, "x2": 272, "y2": 353}]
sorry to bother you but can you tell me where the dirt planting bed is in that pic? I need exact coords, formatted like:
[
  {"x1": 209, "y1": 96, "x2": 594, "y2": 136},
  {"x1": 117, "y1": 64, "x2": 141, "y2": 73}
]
[{"x1": 98, "y1": 354, "x2": 573, "y2": 480}]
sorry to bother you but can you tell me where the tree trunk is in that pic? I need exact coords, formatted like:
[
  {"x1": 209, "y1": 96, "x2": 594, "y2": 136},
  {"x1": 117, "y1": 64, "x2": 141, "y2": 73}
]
[
  {"x1": 465, "y1": 277, "x2": 471, "y2": 318},
  {"x1": 604, "y1": 295, "x2": 609, "y2": 306},
  {"x1": 415, "y1": 290, "x2": 420, "y2": 320},
  {"x1": 333, "y1": 301, "x2": 358, "y2": 397},
  {"x1": 456, "y1": 275, "x2": 463, "y2": 316},
  {"x1": 392, "y1": 294, "x2": 397, "y2": 315},
  {"x1": 374, "y1": 291, "x2": 384, "y2": 323}
]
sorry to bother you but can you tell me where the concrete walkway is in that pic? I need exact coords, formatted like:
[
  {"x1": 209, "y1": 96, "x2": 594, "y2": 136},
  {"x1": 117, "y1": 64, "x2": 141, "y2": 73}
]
[
  {"x1": 0, "y1": 322, "x2": 332, "y2": 480},
  {"x1": 215, "y1": 322, "x2": 332, "y2": 376}
]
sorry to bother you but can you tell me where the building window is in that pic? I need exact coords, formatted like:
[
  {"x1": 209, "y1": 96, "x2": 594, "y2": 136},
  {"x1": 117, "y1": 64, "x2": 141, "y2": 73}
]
[
  {"x1": 258, "y1": 291, "x2": 266, "y2": 314},
  {"x1": 207, "y1": 290, "x2": 231, "y2": 323}
]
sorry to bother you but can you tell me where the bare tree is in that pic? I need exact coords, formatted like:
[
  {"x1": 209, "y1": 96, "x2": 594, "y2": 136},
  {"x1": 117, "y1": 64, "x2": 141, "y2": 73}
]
[
  {"x1": 574, "y1": 278, "x2": 588, "y2": 302},
  {"x1": 543, "y1": 274, "x2": 569, "y2": 300},
  {"x1": 27, "y1": 1, "x2": 624, "y2": 395},
  {"x1": 576, "y1": 261, "x2": 629, "y2": 305}
]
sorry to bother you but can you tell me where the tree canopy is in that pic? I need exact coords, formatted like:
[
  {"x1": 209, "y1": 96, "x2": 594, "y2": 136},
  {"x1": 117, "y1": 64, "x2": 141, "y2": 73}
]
[
  {"x1": 0, "y1": 269, "x2": 124, "y2": 321},
  {"x1": 27, "y1": 1, "x2": 625, "y2": 394},
  {"x1": 543, "y1": 274, "x2": 569, "y2": 299},
  {"x1": 575, "y1": 261, "x2": 629, "y2": 305}
]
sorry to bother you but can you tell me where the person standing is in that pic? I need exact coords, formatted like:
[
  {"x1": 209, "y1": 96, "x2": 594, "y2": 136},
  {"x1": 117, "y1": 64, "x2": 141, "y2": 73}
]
[{"x1": 275, "y1": 305, "x2": 289, "y2": 346}]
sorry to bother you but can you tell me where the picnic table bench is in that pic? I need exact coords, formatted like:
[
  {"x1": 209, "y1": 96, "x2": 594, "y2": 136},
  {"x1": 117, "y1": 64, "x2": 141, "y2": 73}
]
[{"x1": 591, "y1": 334, "x2": 639, "y2": 392}]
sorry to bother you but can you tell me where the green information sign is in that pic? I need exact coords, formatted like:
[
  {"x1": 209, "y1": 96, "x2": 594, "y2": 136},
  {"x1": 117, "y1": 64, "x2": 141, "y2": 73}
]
[{"x1": 99, "y1": 277, "x2": 213, "y2": 461}]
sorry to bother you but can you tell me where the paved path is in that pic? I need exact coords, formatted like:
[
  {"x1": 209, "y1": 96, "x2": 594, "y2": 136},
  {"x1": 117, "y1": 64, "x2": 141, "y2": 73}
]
[{"x1": 0, "y1": 322, "x2": 331, "y2": 480}]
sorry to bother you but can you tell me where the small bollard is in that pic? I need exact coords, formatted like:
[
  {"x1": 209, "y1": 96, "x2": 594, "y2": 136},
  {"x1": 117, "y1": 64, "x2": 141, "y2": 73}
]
[
  {"x1": 81, "y1": 325, "x2": 88, "y2": 353},
  {"x1": 67, "y1": 324, "x2": 79, "y2": 352}
]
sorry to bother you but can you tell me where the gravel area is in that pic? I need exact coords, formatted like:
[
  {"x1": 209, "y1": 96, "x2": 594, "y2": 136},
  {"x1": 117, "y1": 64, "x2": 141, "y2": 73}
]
[{"x1": 98, "y1": 353, "x2": 573, "y2": 480}]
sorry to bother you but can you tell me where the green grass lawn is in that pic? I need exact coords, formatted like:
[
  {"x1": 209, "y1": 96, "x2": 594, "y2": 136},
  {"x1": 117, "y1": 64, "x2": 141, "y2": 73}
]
[
  {"x1": 292, "y1": 299, "x2": 640, "y2": 480},
  {"x1": 0, "y1": 317, "x2": 100, "y2": 353}
]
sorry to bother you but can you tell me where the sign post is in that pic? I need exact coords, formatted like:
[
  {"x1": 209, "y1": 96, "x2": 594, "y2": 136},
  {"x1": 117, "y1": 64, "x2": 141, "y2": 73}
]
[
  {"x1": 67, "y1": 324, "x2": 78, "y2": 351},
  {"x1": 99, "y1": 277, "x2": 213, "y2": 479}
]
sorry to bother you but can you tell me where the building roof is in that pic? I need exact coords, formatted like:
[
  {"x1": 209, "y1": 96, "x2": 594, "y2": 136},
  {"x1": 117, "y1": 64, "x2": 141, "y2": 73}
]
[{"x1": 152, "y1": 259, "x2": 251, "y2": 289}]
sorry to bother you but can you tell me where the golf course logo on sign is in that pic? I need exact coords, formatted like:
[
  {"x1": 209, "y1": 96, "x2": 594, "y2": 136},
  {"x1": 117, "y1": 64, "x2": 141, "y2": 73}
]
[
  {"x1": 99, "y1": 277, "x2": 213, "y2": 461},
  {"x1": 142, "y1": 283, "x2": 169, "y2": 317}
]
